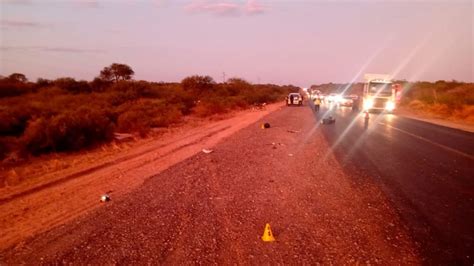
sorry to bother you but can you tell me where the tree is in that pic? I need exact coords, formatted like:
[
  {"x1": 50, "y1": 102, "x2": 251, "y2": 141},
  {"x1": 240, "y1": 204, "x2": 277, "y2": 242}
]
[
  {"x1": 181, "y1": 75, "x2": 215, "y2": 97},
  {"x1": 90, "y1": 77, "x2": 110, "y2": 91},
  {"x1": 8, "y1": 73, "x2": 28, "y2": 83},
  {"x1": 36, "y1": 78, "x2": 52, "y2": 88},
  {"x1": 226, "y1": 78, "x2": 252, "y2": 96},
  {"x1": 99, "y1": 63, "x2": 134, "y2": 82},
  {"x1": 54, "y1": 77, "x2": 91, "y2": 93}
]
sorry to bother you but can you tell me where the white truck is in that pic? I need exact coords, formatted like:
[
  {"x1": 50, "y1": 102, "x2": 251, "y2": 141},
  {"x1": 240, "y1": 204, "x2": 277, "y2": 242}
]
[{"x1": 361, "y1": 74, "x2": 396, "y2": 112}]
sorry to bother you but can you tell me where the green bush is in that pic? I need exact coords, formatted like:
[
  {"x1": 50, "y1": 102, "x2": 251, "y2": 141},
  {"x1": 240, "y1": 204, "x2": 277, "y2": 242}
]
[
  {"x1": 54, "y1": 78, "x2": 92, "y2": 93},
  {"x1": 22, "y1": 108, "x2": 114, "y2": 154},
  {"x1": 0, "y1": 78, "x2": 33, "y2": 98},
  {"x1": 0, "y1": 110, "x2": 21, "y2": 135},
  {"x1": 193, "y1": 98, "x2": 228, "y2": 117},
  {"x1": 181, "y1": 75, "x2": 215, "y2": 97},
  {"x1": 21, "y1": 118, "x2": 50, "y2": 154},
  {"x1": 109, "y1": 80, "x2": 152, "y2": 98},
  {"x1": 116, "y1": 99, "x2": 182, "y2": 136},
  {"x1": 0, "y1": 69, "x2": 292, "y2": 159}
]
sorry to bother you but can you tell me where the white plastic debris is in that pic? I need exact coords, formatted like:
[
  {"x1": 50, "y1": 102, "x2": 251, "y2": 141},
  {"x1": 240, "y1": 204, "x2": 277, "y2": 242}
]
[
  {"x1": 100, "y1": 194, "x2": 110, "y2": 202},
  {"x1": 202, "y1": 149, "x2": 214, "y2": 154},
  {"x1": 287, "y1": 130, "x2": 301, "y2": 133}
]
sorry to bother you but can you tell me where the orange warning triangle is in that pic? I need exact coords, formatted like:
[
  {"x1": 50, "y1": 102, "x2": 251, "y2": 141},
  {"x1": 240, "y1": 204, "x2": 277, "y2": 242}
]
[{"x1": 261, "y1": 223, "x2": 276, "y2": 242}]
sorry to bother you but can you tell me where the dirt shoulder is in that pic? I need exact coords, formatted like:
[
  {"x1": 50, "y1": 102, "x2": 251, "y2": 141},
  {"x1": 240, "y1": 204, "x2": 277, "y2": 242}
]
[
  {"x1": 397, "y1": 107, "x2": 474, "y2": 133},
  {"x1": 2, "y1": 104, "x2": 420, "y2": 264},
  {"x1": 0, "y1": 103, "x2": 283, "y2": 251}
]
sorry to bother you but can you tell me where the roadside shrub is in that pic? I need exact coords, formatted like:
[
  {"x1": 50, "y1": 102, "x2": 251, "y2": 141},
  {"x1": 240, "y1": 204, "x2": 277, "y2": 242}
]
[
  {"x1": 108, "y1": 80, "x2": 152, "y2": 99},
  {"x1": 116, "y1": 109, "x2": 150, "y2": 136},
  {"x1": 22, "y1": 108, "x2": 114, "y2": 154},
  {"x1": 0, "y1": 138, "x2": 9, "y2": 159},
  {"x1": 408, "y1": 100, "x2": 425, "y2": 111},
  {"x1": 0, "y1": 79, "x2": 32, "y2": 97},
  {"x1": 227, "y1": 96, "x2": 250, "y2": 109},
  {"x1": 0, "y1": 101, "x2": 41, "y2": 136},
  {"x1": 446, "y1": 84, "x2": 474, "y2": 105},
  {"x1": 193, "y1": 98, "x2": 228, "y2": 117},
  {"x1": 90, "y1": 77, "x2": 112, "y2": 92},
  {"x1": 152, "y1": 105, "x2": 182, "y2": 128},
  {"x1": 116, "y1": 100, "x2": 182, "y2": 136},
  {"x1": 21, "y1": 118, "x2": 50, "y2": 154},
  {"x1": 35, "y1": 78, "x2": 52, "y2": 88},
  {"x1": 0, "y1": 70, "x2": 297, "y2": 160},
  {"x1": 0, "y1": 111, "x2": 22, "y2": 136},
  {"x1": 428, "y1": 103, "x2": 452, "y2": 117},
  {"x1": 54, "y1": 78, "x2": 92, "y2": 93},
  {"x1": 452, "y1": 105, "x2": 474, "y2": 122},
  {"x1": 169, "y1": 91, "x2": 196, "y2": 115},
  {"x1": 181, "y1": 75, "x2": 215, "y2": 97}
]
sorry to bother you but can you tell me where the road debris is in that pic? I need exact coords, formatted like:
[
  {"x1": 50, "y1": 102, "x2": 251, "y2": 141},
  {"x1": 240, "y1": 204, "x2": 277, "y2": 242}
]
[
  {"x1": 100, "y1": 194, "x2": 110, "y2": 202},
  {"x1": 287, "y1": 130, "x2": 301, "y2": 133},
  {"x1": 261, "y1": 123, "x2": 271, "y2": 129},
  {"x1": 114, "y1": 133, "x2": 134, "y2": 142},
  {"x1": 202, "y1": 149, "x2": 214, "y2": 154},
  {"x1": 322, "y1": 116, "x2": 336, "y2": 125}
]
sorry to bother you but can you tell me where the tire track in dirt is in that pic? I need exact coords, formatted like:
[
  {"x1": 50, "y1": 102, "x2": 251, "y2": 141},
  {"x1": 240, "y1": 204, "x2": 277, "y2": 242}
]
[{"x1": 0, "y1": 104, "x2": 283, "y2": 251}]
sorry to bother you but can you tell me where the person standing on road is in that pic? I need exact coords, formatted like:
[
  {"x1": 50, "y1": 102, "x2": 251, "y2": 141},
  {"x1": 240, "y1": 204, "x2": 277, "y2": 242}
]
[
  {"x1": 290, "y1": 94, "x2": 295, "y2": 105},
  {"x1": 314, "y1": 97, "x2": 321, "y2": 112}
]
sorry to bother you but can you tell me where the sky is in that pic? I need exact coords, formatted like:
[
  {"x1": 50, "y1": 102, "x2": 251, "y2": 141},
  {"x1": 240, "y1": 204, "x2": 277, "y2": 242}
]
[{"x1": 1, "y1": 0, "x2": 473, "y2": 86}]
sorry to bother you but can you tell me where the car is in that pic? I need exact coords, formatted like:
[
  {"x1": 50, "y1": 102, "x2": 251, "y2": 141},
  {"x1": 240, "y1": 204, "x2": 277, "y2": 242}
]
[
  {"x1": 286, "y1": 93, "x2": 303, "y2": 106},
  {"x1": 326, "y1": 93, "x2": 338, "y2": 103},
  {"x1": 338, "y1": 96, "x2": 354, "y2": 107}
]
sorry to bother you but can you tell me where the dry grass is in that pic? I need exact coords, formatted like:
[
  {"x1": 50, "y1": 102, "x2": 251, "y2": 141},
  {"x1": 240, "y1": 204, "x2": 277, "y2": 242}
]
[
  {"x1": 402, "y1": 82, "x2": 474, "y2": 124},
  {"x1": 0, "y1": 76, "x2": 291, "y2": 166}
]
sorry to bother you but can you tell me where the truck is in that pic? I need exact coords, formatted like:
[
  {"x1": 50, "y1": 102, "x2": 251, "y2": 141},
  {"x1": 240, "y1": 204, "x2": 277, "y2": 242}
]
[{"x1": 361, "y1": 74, "x2": 396, "y2": 112}]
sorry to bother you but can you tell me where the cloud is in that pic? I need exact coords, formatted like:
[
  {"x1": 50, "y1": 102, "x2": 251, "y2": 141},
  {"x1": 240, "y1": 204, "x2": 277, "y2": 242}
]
[
  {"x1": 76, "y1": 0, "x2": 100, "y2": 8},
  {"x1": 154, "y1": 0, "x2": 170, "y2": 8},
  {"x1": 244, "y1": 0, "x2": 265, "y2": 15},
  {"x1": 185, "y1": 1, "x2": 240, "y2": 16},
  {"x1": 185, "y1": 0, "x2": 266, "y2": 16},
  {"x1": 0, "y1": 19, "x2": 45, "y2": 28},
  {"x1": 1, "y1": 0, "x2": 33, "y2": 5},
  {"x1": 1, "y1": 46, "x2": 106, "y2": 54}
]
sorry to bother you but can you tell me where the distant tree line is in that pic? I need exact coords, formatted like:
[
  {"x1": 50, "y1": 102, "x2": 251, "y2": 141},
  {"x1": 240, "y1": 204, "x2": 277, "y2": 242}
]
[{"x1": 0, "y1": 63, "x2": 296, "y2": 162}]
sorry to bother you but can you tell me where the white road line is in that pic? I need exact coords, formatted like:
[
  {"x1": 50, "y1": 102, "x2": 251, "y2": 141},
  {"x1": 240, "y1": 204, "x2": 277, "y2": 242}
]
[{"x1": 378, "y1": 122, "x2": 474, "y2": 161}]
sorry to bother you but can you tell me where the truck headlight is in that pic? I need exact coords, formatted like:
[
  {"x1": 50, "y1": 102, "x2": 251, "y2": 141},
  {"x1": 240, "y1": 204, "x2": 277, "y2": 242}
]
[
  {"x1": 363, "y1": 99, "x2": 374, "y2": 110},
  {"x1": 386, "y1": 101, "x2": 395, "y2": 111}
]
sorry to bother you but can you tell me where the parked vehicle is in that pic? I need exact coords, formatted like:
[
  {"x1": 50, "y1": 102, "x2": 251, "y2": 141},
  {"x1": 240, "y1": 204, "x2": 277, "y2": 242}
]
[
  {"x1": 326, "y1": 93, "x2": 338, "y2": 103},
  {"x1": 337, "y1": 96, "x2": 353, "y2": 107},
  {"x1": 286, "y1": 93, "x2": 303, "y2": 106}
]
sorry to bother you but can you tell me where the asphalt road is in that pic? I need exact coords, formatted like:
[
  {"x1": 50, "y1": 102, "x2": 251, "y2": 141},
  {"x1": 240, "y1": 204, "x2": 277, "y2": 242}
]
[
  {"x1": 314, "y1": 102, "x2": 474, "y2": 264},
  {"x1": 1, "y1": 103, "x2": 473, "y2": 264}
]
